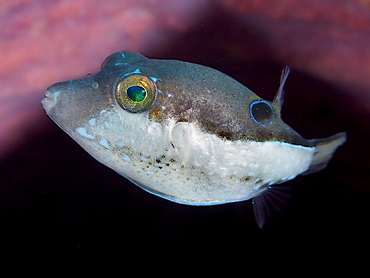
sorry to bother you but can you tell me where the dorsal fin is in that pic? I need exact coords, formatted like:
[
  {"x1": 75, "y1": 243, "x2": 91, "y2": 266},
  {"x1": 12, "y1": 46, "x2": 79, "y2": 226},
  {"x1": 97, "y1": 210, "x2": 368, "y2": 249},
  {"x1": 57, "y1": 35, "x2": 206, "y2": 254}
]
[{"x1": 273, "y1": 66, "x2": 290, "y2": 112}]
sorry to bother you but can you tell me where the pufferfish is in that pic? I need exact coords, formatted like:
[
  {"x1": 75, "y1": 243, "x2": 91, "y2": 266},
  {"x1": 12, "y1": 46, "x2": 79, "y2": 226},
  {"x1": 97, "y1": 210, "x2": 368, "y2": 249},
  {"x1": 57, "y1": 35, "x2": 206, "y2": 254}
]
[{"x1": 42, "y1": 51, "x2": 346, "y2": 227}]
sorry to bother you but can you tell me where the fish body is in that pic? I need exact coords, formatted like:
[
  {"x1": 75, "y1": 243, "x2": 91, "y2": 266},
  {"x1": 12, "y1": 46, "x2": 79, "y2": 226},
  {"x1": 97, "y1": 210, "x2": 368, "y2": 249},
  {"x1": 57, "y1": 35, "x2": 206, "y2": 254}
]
[{"x1": 42, "y1": 51, "x2": 346, "y2": 225}]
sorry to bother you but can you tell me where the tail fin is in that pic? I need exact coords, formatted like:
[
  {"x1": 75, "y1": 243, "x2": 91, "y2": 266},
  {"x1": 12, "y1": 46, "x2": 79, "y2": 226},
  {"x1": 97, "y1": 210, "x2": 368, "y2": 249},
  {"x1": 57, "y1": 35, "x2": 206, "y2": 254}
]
[{"x1": 304, "y1": 132, "x2": 347, "y2": 175}]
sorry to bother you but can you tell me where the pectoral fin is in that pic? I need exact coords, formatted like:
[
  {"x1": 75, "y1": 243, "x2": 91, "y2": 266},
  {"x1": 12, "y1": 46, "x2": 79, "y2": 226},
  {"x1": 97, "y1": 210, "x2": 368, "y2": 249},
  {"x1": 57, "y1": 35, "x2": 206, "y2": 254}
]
[{"x1": 252, "y1": 185, "x2": 292, "y2": 228}]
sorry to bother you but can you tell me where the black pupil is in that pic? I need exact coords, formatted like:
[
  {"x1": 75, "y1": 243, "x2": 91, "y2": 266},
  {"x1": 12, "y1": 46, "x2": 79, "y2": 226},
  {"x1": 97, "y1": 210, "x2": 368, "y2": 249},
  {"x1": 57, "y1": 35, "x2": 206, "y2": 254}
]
[
  {"x1": 252, "y1": 102, "x2": 274, "y2": 125},
  {"x1": 127, "y1": 86, "x2": 146, "y2": 102}
]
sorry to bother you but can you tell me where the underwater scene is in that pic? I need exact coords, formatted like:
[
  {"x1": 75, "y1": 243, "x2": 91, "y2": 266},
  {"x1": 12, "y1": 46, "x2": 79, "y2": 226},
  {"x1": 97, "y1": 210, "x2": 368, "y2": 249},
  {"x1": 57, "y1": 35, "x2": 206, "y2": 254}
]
[{"x1": 0, "y1": 0, "x2": 368, "y2": 268}]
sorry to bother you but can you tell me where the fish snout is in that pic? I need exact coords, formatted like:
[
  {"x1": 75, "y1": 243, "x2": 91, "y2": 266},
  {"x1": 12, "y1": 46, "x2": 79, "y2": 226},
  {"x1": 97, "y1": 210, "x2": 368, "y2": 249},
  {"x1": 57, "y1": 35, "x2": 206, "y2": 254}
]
[{"x1": 41, "y1": 86, "x2": 61, "y2": 114}]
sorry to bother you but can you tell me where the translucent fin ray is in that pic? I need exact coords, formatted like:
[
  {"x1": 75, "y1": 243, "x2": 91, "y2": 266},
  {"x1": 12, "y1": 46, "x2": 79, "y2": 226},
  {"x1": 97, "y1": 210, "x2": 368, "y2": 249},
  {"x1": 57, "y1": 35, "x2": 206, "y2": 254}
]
[
  {"x1": 273, "y1": 66, "x2": 290, "y2": 111},
  {"x1": 252, "y1": 185, "x2": 292, "y2": 228},
  {"x1": 304, "y1": 132, "x2": 347, "y2": 175}
]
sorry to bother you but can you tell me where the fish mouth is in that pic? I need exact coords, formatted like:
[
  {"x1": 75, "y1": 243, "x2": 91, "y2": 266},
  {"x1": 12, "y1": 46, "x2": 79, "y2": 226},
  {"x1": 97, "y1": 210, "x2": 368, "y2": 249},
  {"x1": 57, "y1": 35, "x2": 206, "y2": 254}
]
[{"x1": 41, "y1": 88, "x2": 60, "y2": 114}]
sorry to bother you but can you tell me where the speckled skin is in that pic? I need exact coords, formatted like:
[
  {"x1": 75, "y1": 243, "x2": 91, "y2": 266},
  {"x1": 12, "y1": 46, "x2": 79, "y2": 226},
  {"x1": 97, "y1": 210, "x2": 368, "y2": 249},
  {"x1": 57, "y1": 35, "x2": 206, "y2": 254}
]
[{"x1": 50, "y1": 51, "x2": 308, "y2": 144}]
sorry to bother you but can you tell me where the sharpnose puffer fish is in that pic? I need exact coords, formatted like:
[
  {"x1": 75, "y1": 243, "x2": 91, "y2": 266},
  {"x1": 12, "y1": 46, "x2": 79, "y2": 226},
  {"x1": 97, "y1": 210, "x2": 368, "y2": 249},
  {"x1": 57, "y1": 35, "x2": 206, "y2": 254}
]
[{"x1": 42, "y1": 51, "x2": 346, "y2": 227}]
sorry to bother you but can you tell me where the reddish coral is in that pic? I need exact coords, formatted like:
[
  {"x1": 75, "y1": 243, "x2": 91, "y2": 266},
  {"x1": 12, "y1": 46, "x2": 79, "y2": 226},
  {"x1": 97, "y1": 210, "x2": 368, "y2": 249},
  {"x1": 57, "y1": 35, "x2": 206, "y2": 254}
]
[
  {"x1": 1, "y1": 0, "x2": 370, "y2": 159},
  {"x1": 218, "y1": 0, "x2": 370, "y2": 100}
]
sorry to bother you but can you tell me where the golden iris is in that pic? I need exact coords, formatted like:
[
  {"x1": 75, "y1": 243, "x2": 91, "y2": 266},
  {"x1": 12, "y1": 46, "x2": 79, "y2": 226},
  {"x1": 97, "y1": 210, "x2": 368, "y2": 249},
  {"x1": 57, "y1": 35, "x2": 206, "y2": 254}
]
[{"x1": 116, "y1": 74, "x2": 157, "y2": 112}]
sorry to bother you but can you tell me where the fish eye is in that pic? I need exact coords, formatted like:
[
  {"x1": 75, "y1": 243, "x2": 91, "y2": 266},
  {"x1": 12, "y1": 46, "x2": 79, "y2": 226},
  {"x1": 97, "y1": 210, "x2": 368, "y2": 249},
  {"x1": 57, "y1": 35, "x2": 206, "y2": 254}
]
[
  {"x1": 115, "y1": 74, "x2": 157, "y2": 112},
  {"x1": 250, "y1": 100, "x2": 275, "y2": 126}
]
